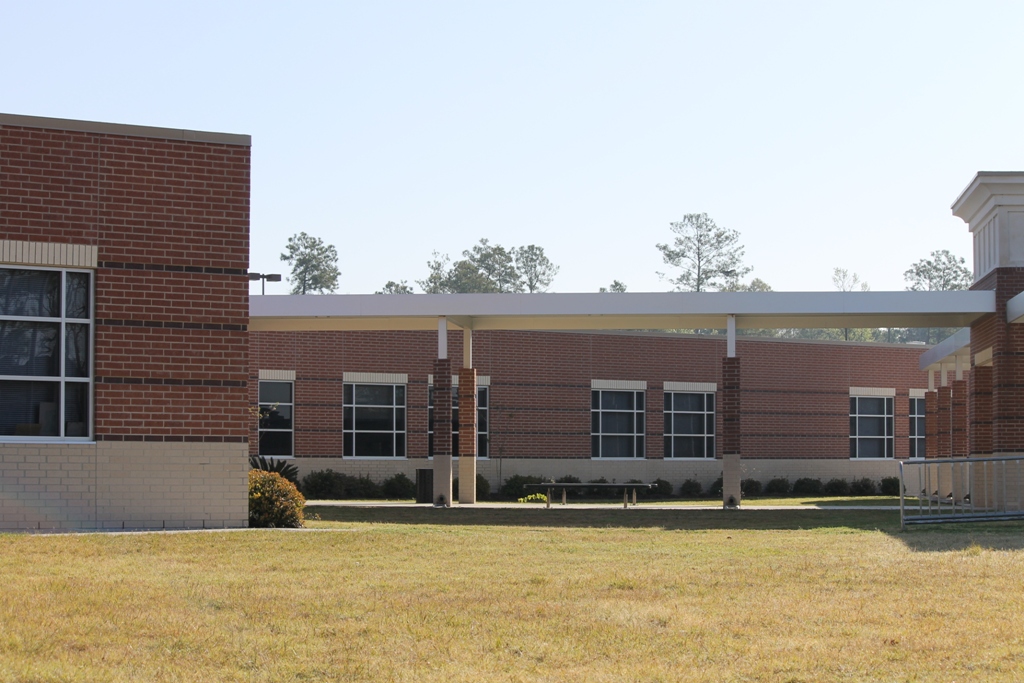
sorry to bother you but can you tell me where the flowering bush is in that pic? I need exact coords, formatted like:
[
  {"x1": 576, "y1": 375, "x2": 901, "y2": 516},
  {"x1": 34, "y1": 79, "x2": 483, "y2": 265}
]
[{"x1": 249, "y1": 470, "x2": 305, "y2": 528}]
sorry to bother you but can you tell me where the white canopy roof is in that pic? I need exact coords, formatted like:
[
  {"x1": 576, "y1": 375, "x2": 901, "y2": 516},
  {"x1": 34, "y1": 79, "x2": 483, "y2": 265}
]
[{"x1": 250, "y1": 290, "x2": 995, "y2": 332}]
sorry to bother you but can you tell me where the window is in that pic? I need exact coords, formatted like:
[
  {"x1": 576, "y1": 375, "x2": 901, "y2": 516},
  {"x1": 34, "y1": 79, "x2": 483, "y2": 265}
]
[
  {"x1": 850, "y1": 395, "x2": 894, "y2": 458},
  {"x1": 343, "y1": 383, "x2": 406, "y2": 457},
  {"x1": 909, "y1": 396, "x2": 926, "y2": 458},
  {"x1": 429, "y1": 385, "x2": 489, "y2": 458},
  {"x1": 258, "y1": 381, "x2": 293, "y2": 457},
  {"x1": 0, "y1": 267, "x2": 92, "y2": 440},
  {"x1": 591, "y1": 389, "x2": 644, "y2": 458},
  {"x1": 664, "y1": 391, "x2": 715, "y2": 458}
]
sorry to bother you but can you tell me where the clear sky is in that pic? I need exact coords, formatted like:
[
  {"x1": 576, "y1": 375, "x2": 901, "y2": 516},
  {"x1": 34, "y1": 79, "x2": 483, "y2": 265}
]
[{"x1": 4, "y1": 1, "x2": 1023, "y2": 296}]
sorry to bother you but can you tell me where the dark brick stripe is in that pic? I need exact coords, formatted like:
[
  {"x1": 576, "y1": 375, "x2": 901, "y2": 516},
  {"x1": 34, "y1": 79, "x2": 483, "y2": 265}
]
[
  {"x1": 99, "y1": 261, "x2": 247, "y2": 276},
  {"x1": 98, "y1": 319, "x2": 246, "y2": 331},
  {"x1": 97, "y1": 434, "x2": 248, "y2": 443},
  {"x1": 96, "y1": 376, "x2": 247, "y2": 387}
]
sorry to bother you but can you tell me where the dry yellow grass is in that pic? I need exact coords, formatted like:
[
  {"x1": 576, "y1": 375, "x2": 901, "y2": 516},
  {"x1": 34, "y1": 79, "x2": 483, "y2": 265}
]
[{"x1": 1, "y1": 509, "x2": 1023, "y2": 682}]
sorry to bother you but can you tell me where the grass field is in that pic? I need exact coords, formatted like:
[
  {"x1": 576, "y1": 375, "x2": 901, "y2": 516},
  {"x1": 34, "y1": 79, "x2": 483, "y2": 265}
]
[{"x1": 2, "y1": 507, "x2": 1023, "y2": 682}]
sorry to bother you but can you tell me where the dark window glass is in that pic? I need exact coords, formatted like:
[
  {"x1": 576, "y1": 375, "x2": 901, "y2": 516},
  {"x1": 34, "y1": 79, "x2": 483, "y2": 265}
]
[
  {"x1": 850, "y1": 439, "x2": 857, "y2": 458},
  {"x1": 591, "y1": 412, "x2": 600, "y2": 433},
  {"x1": 664, "y1": 413, "x2": 672, "y2": 434},
  {"x1": 600, "y1": 435, "x2": 635, "y2": 458},
  {"x1": 859, "y1": 397, "x2": 886, "y2": 415},
  {"x1": 259, "y1": 431, "x2": 292, "y2": 457},
  {"x1": 343, "y1": 384, "x2": 353, "y2": 404},
  {"x1": 65, "y1": 324, "x2": 89, "y2": 377},
  {"x1": 858, "y1": 439, "x2": 885, "y2": 458},
  {"x1": 64, "y1": 382, "x2": 89, "y2": 437},
  {"x1": 395, "y1": 385, "x2": 405, "y2": 405},
  {"x1": 673, "y1": 414, "x2": 705, "y2": 435},
  {"x1": 477, "y1": 387, "x2": 487, "y2": 408},
  {"x1": 664, "y1": 393, "x2": 671, "y2": 411},
  {"x1": 355, "y1": 432, "x2": 394, "y2": 457},
  {"x1": 344, "y1": 433, "x2": 353, "y2": 457},
  {"x1": 478, "y1": 408, "x2": 488, "y2": 433},
  {"x1": 858, "y1": 416, "x2": 885, "y2": 437},
  {"x1": 259, "y1": 381, "x2": 292, "y2": 404},
  {"x1": 636, "y1": 392, "x2": 644, "y2": 410},
  {"x1": 395, "y1": 433, "x2": 406, "y2": 457},
  {"x1": 850, "y1": 397, "x2": 857, "y2": 413},
  {"x1": 674, "y1": 436, "x2": 705, "y2": 458},
  {"x1": 355, "y1": 407, "x2": 394, "y2": 432},
  {"x1": 65, "y1": 273, "x2": 90, "y2": 319},
  {"x1": 355, "y1": 384, "x2": 392, "y2": 406},
  {"x1": 706, "y1": 394, "x2": 715, "y2": 411},
  {"x1": 0, "y1": 380, "x2": 59, "y2": 436},
  {"x1": 591, "y1": 434, "x2": 600, "y2": 458},
  {"x1": 850, "y1": 416, "x2": 857, "y2": 436},
  {"x1": 260, "y1": 405, "x2": 292, "y2": 430},
  {"x1": 706, "y1": 415, "x2": 715, "y2": 435},
  {"x1": 592, "y1": 391, "x2": 599, "y2": 410},
  {"x1": 674, "y1": 393, "x2": 704, "y2": 412},
  {"x1": 395, "y1": 407, "x2": 405, "y2": 432},
  {"x1": 478, "y1": 433, "x2": 488, "y2": 458},
  {"x1": 0, "y1": 321, "x2": 61, "y2": 377},
  {"x1": 636, "y1": 413, "x2": 645, "y2": 434},
  {"x1": 601, "y1": 412, "x2": 634, "y2": 434},
  {"x1": 0, "y1": 269, "x2": 61, "y2": 317},
  {"x1": 343, "y1": 407, "x2": 353, "y2": 431},
  {"x1": 601, "y1": 391, "x2": 633, "y2": 410}
]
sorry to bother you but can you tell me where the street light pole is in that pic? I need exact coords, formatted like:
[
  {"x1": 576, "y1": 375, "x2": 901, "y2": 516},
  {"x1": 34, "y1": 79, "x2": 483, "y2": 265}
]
[{"x1": 248, "y1": 272, "x2": 282, "y2": 295}]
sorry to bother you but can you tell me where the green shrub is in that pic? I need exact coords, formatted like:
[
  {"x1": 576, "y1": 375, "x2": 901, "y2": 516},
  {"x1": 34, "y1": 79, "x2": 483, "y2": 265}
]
[
  {"x1": 823, "y1": 478, "x2": 851, "y2": 496},
  {"x1": 249, "y1": 455, "x2": 299, "y2": 485},
  {"x1": 708, "y1": 477, "x2": 724, "y2": 497},
  {"x1": 849, "y1": 477, "x2": 877, "y2": 496},
  {"x1": 741, "y1": 479, "x2": 763, "y2": 497},
  {"x1": 679, "y1": 479, "x2": 703, "y2": 498},
  {"x1": 556, "y1": 475, "x2": 583, "y2": 498},
  {"x1": 299, "y1": 470, "x2": 383, "y2": 499},
  {"x1": 764, "y1": 477, "x2": 791, "y2": 496},
  {"x1": 499, "y1": 474, "x2": 544, "y2": 500},
  {"x1": 381, "y1": 472, "x2": 416, "y2": 499},
  {"x1": 249, "y1": 470, "x2": 305, "y2": 528},
  {"x1": 880, "y1": 476, "x2": 901, "y2": 496},
  {"x1": 518, "y1": 492, "x2": 547, "y2": 504},
  {"x1": 626, "y1": 479, "x2": 648, "y2": 498},
  {"x1": 650, "y1": 478, "x2": 674, "y2": 498},
  {"x1": 792, "y1": 477, "x2": 823, "y2": 495},
  {"x1": 453, "y1": 474, "x2": 491, "y2": 501},
  {"x1": 587, "y1": 477, "x2": 610, "y2": 498}
]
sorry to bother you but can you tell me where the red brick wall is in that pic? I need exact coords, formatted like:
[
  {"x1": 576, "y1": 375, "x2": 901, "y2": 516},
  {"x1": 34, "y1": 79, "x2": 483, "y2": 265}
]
[
  {"x1": 250, "y1": 329, "x2": 929, "y2": 461},
  {"x1": 0, "y1": 121, "x2": 250, "y2": 442},
  {"x1": 971, "y1": 268, "x2": 1024, "y2": 453}
]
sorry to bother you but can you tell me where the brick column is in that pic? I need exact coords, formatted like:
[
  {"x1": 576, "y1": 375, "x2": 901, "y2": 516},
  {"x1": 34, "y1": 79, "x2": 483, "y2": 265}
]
[
  {"x1": 457, "y1": 368, "x2": 477, "y2": 504},
  {"x1": 970, "y1": 365, "x2": 993, "y2": 456},
  {"x1": 720, "y1": 357, "x2": 741, "y2": 507},
  {"x1": 432, "y1": 359, "x2": 453, "y2": 505},
  {"x1": 924, "y1": 391, "x2": 938, "y2": 459},
  {"x1": 936, "y1": 386, "x2": 951, "y2": 459},
  {"x1": 951, "y1": 379, "x2": 968, "y2": 458}
]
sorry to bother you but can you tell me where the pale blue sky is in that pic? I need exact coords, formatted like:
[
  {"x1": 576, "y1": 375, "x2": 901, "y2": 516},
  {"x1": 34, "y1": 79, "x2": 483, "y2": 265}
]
[{"x1": 4, "y1": 1, "x2": 1023, "y2": 295}]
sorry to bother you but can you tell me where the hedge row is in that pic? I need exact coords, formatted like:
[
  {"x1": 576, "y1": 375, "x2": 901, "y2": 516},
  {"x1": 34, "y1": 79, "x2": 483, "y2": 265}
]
[{"x1": 292, "y1": 470, "x2": 901, "y2": 501}]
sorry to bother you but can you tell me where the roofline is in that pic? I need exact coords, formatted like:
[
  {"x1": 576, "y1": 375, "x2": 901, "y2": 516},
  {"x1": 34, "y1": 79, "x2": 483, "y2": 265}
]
[
  {"x1": 919, "y1": 327, "x2": 971, "y2": 370},
  {"x1": 250, "y1": 290, "x2": 995, "y2": 332},
  {"x1": 0, "y1": 112, "x2": 251, "y2": 147}
]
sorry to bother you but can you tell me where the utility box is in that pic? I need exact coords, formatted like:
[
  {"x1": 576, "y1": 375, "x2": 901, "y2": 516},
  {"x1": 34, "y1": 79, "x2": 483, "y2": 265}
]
[{"x1": 415, "y1": 469, "x2": 434, "y2": 504}]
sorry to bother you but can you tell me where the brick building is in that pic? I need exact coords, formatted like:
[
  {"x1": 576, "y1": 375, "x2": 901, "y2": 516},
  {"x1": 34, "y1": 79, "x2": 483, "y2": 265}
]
[
  {"x1": 0, "y1": 113, "x2": 250, "y2": 530},
  {"x1": 3, "y1": 112, "x2": 1024, "y2": 525}
]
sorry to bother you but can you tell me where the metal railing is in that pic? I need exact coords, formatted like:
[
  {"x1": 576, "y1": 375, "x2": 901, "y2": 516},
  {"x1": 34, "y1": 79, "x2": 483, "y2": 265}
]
[{"x1": 899, "y1": 455, "x2": 1024, "y2": 529}]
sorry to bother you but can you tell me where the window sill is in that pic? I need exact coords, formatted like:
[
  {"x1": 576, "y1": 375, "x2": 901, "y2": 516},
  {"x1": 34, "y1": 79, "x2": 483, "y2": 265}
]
[
  {"x1": 256, "y1": 455, "x2": 295, "y2": 460},
  {"x1": 590, "y1": 457, "x2": 646, "y2": 461},
  {"x1": 848, "y1": 457, "x2": 895, "y2": 460},
  {"x1": 663, "y1": 457, "x2": 718, "y2": 461}
]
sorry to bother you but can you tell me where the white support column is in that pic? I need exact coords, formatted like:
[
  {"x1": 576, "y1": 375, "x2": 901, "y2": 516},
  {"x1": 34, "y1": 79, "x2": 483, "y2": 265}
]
[
  {"x1": 928, "y1": 369, "x2": 935, "y2": 391},
  {"x1": 463, "y1": 328, "x2": 472, "y2": 369},
  {"x1": 727, "y1": 315, "x2": 736, "y2": 358},
  {"x1": 956, "y1": 354, "x2": 964, "y2": 382}
]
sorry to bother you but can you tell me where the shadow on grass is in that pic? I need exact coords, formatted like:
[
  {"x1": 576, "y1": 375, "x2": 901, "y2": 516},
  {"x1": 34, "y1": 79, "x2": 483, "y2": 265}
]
[{"x1": 307, "y1": 504, "x2": 1024, "y2": 552}]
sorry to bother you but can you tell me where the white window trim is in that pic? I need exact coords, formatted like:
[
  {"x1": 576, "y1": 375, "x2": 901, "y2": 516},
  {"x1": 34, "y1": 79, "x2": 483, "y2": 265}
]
[
  {"x1": 343, "y1": 381, "x2": 407, "y2": 458},
  {"x1": 0, "y1": 265, "x2": 94, "y2": 443},
  {"x1": 257, "y1": 379, "x2": 294, "y2": 458}
]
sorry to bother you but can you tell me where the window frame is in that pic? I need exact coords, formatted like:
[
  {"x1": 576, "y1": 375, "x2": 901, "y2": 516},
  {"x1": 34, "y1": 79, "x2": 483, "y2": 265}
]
[
  {"x1": 0, "y1": 266, "x2": 94, "y2": 443},
  {"x1": 257, "y1": 380, "x2": 294, "y2": 458},
  {"x1": 849, "y1": 394, "x2": 894, "y2": 459},
  {"x1": 664, "y1": 391, "x2": 716, "y2": 459},
  {"x1": 908, "y1": 395, "x2": 926, "y2": 459},
  {"x1": 429, "y1": 384, "x2": 490, "y2": 459},
  {"x1": 591, "y1": 389, "x2": 645, "y2": 459},
  {"x1": 343, "y1": 382, "x2": 406, "y2": 458}
]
